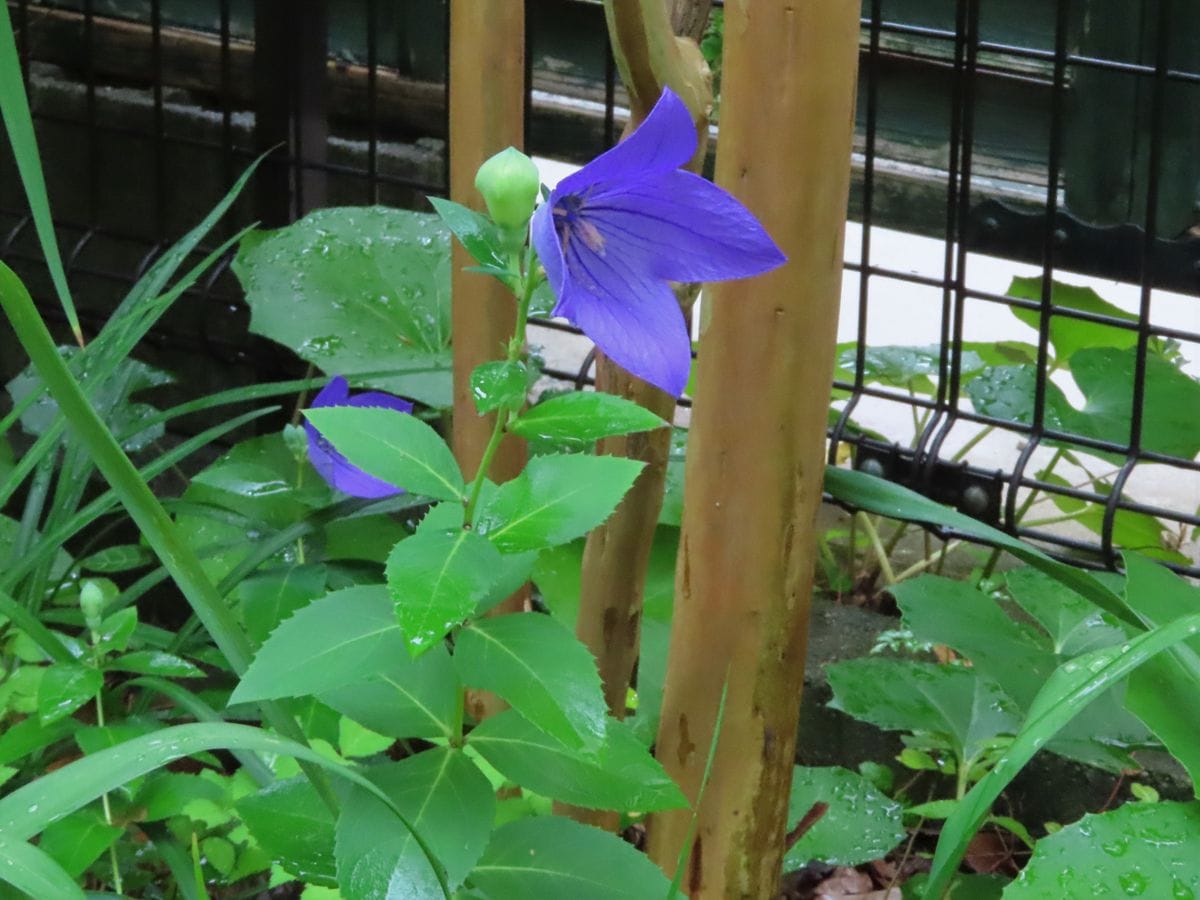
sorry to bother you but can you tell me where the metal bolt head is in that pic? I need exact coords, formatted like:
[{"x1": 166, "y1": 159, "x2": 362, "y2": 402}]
[
  {"x1": 858, "y1": 457, "x2": 887, "y2": 479},
  {"x1": 961, "y1": 483, "x2": 990, "y2": 517}
]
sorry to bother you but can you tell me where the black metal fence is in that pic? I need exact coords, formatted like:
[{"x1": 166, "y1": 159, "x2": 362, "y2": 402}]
[{"x1": 1, "y1": 0, "x2": 1197, "y2": 576}]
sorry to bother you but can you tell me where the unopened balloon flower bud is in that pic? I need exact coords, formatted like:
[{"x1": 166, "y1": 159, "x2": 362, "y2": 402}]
[{"x1": 474, "y1": 147, "x2": 540, "y2": 229}]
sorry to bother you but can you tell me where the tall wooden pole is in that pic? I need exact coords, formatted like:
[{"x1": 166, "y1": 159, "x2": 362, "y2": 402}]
[
  {"x1": 646, "y1": 3, "x2": 861, "y2": 896},
  {"x1": 448, "y1": 0, "x2": 528, "y2": 722}
]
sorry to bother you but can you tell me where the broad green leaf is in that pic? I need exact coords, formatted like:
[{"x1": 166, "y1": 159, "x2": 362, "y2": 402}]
[
  {"x1": 470, "y1": 816, "x2": 675, "y2": 900},
  {"x1": 0, "y1": 837, "x2": 85, "y2": 900},
  {"x1": 37, "y1": 808, "x2": 122, "y2": 878},
  {"x1": 335, "y1": 748, "x2": 494, "y2": 898},
  {"x1": 1123, "y1": 555, "x2": 1200, "y2": 788},
  {"x1": 901, "y1": 873, "x2": 1005, "y2": 899},
  {"x1": 104, "y1": 650, "x2": 203, "y2": 678},
  {"x1": 925, "y1": 611, "x2": 1200, "y2": 897},
  {"x1": 508, "y1": 392, "x2": 667, "y2": 447},
  {"x1": 1005, "y1": 569, "x2": 1127, "y2": 656},
  {"x1": 427, "y1": 196, "x2": 515, "y2": 286},
  {"x1": 305, "y1": 406, "x2": 464, "y2": 502},
  {"x1": 0, "y1": 716, "x2": 76, "y2": 766},
  {"x1": 823, "y1": 467, "x2": 1133, "y2": 625},
  {"x1": 1005, "y1": 801, "x2": 1200, "y2": 898},
  {"x1": 8, "y1": 354, "x2": 172, "y2": 452},
  {"x1": 325, "y1": 513, "x2": 410, "y2": 564},
  {"x1": 469, "y1": 360, "x2": 528, "y2": 414},
  {"x1": 782, "y1": 766, "x2": 904, "y2": 870},
  {"x1": 37, "y1": 663, "x2": 102, "y2": 725},
  {"x1": 467, "y1": 710, "x2": 686, "y2": 812},
  {"x1": 235, "y1": 564, "x2": 328, "y2": 646},
  {"x1": 826, "y1": 658, "x2": 1020, "y2": 764},
  {"x1": 235, "y1": 206, "x2": 453, "y2": 407},
  {"x1": 1007, "y1": 275, "x2": 1138, "y2": 363},
  {"x1": 230, "y1": 585, "x2": 405, "y2": 704},
  {"x1": 455, "y1": 613, "x2": 607, "y2": 749},
  {"x1": 319, "y1": 643, "x2": 460, "y2": 741},
  {"x1": 476, "y1": 453, "x2": 645, "y2": 552},
  {"x1": 894, "y1": 576, "x2": 1147, "y2": 770},
  {"x1": 388, "y1": 528, "x2": 502, "y2": 655},
  {"x1": 238, "y1": 776, "x2": 338, "y2": 887}
]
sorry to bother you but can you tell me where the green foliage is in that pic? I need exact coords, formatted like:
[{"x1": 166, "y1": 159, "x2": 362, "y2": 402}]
[
  {"x1": 508, "y1": 391, "x2": 667, "y2": 448},
  {"x1": 234, "y1": 206, "x2": 453, "y2": 407},
  {"x1": 782, "y1": 766, "x2": 905, "y2": 870},
  {"x1": 468, "y1": 816, "x2": 676, "y2": 899},
  {"x1": 1006, "y1": 801, "x2": 1200, "y2": 897}
]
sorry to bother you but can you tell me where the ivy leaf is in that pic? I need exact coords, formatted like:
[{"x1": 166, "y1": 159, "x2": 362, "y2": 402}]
[
  {"x1": 475, "y1": 453, "x2": 644, "y2": 552},
  {"x1": 454, "y1": 612, "x2": 607, "y2": 750},
  {"x1": 387, "y1": 529, "x2": 502, "y2": 656},
  {"x1": 467, "y1": 710, "x2": 686, "y2": 812},
  {"x1": 508, "y1": 392, "x2": 667, "y2": 447},
  {"x1": 235, "y1": 207, "x2": 453, "y2": 407}
]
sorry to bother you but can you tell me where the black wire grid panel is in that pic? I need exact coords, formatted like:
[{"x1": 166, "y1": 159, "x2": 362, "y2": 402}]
[{"x1": 0, "y1": 0, "x2": 1197, "y2": 576}]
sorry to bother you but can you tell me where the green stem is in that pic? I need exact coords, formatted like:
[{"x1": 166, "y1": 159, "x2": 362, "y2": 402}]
[
  {"x1": 858, "y1": 512, "x2": 896, "y2": 586},
  {"x1": 950, "y1": 424, "x2": 994, "y2": 463},
  {"x1": 0, "y1": 262, "x2": 339, "y2": 815},
  {"x1": 461, "y1": 250, "x2": 538, "y2": 527}
]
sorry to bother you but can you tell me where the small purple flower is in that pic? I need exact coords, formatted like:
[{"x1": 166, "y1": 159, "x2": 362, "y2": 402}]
[
  {"x1": 304, "y1": 375, "x2": 412, "y2": 498},
  {"x1": 531, "y1": 88, "x2": 786, "y2": 397}
]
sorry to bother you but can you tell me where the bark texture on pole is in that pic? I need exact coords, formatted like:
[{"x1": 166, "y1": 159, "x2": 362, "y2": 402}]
[
  {"x1": 448, "y1": 0, "x2": 528, "y2": 723},
  {"x1": 646, "y1": 3, "x2": 861, "y2": 896}
]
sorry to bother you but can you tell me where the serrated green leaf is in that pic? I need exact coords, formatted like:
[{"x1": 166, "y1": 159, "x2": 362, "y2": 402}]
[
  {"x1": 305, "y1": 406, "x2": 464, "y2": 502},
  {"x1": 134, "y1": 772, "x2": 228, "y2": 823},
  {"x1": 37, "y1": 664, "x2": 102, "y2": 725},
  {"x1": 467, "y1": 710, "x2": 686, "y2": 812},
  {"x1": 230, "y1": 585, "x2": 404, "y2": 704},
  {"x1": 455, "y1": 613, "x2": 607, "y2": 750},
  {"x1": 826, "y1": 658, "x2": 1020, "y2": 764},
  {"x1": 234, "y1": 206, "x2": 453, "y2": 407},
  {"x1": 1005, "y1": 569, "x2": 1127, "y2": 657},
  {"x1": 1006, "y1": 801, "x2": 1200, "y2": 898},
  {"x1": 235, "y1": 564, "x2": 328, "y2": 647},
  {"x1": 469, "y1": 816, "x2": 674, "y2": 900},
  {"x1": 319, "y1": 643, "x2": 460, "y2": 741},
  {"x1": 335, "y1": 748, "x2": 494, "y2": 898},
  {"x1": 387, "y1": 529, "x2": 503, "y2": 656},
  {"x1": 508, "y1": 392, "x2": 666, "y2": 447},
  {"x1": 782, "y1": 766, "x2": 904, "y2": 870},
  {"x1": 238, "y1": 776, "x2": 338, "y2": 887},
  {"x1": 476, "y1": 453, "x2": 644, "y2": 552}
]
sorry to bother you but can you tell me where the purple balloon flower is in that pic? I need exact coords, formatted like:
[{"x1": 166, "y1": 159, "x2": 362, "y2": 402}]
[
  {"x1": 531, "y1": 87, "x2": 786, "y2": 397},
  {"x1": 304, "y1": 375, "x2": 413, "y2": 498}
]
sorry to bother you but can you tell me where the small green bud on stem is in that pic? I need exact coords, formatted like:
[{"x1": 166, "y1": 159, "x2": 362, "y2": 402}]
[{"x1": 474, "y1": 147, "x2": 540, "y2": 230}]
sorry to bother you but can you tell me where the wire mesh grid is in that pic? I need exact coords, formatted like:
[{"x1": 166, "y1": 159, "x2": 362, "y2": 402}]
[{"x1": 0, "y1": 0, "x2": 1197, "y2": 575}]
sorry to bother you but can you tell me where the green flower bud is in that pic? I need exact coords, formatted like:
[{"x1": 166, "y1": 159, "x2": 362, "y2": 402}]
[
  {"x1": 474, "y1": 147, "x2": 540, "y2": 229},
  {"x1": 80, "y1": 580, "x2": 105, "y2": 630}
]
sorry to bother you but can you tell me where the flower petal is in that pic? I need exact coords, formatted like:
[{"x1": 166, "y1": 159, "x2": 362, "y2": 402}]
[
  {"x1": 531, "y1": 201, "x2": 569, "y2": 317},
  {"x1": 560, "y1": 241, "x2": 692, "y2": 397},
  {"x1": 584, "y1": 170, "x2": 786, "y2": 283},
  {"x1": 304, "y1": 375, "x2": 409, "y2": 498},
  {"x1": 556, "y1": 88, "x2": 697, "y2": 195}
]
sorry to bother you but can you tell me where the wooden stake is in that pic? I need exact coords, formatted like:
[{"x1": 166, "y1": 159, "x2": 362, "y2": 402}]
[
  {"x1": 448, "y1": 0, "x2": 528, "y2": 723},
  {"x1": 645, "y1": 3, "x2": 861, "y2": 896}
]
